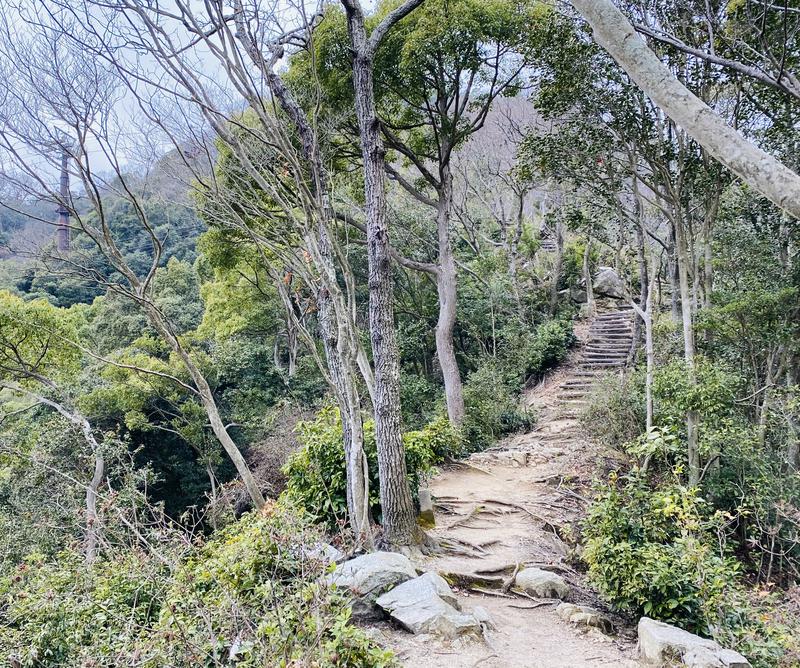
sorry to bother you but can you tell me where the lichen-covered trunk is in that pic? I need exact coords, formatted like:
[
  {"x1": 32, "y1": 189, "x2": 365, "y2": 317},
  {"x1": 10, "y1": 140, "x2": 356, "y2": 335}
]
[
  {"x1": 345, "y1": 11, "x2": 418, "y2": 547},
  {"x1": 583, "y1": 235, "x2": 595, "y2": 315},
  {"x1": 84, "y1": 452, "x2": 104, "y2": 564},
  {"x1": 435, "y1": 167, "x2": 465, "y2": 426},
  {"x1": 315, "y1": 226, "x2": 372, "y2": 544},
  {"x1": 549, "y1": 222, "x2": 564, "y2": 316},
  {"x1": 262, "y1": 62, "x2": 372, "y2": 542}
]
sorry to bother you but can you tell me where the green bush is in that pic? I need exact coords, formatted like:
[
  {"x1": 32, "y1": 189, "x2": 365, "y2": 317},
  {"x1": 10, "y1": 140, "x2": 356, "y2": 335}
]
[
  {"x1": 462, "y1": 360, "x2": 533, "y2": 451},
  {"x1": 582, "y1": 370, "x2": 646, "y2": 448},
  {"x1": 157, "y1": 504, "x2": 393, "y2": 667},
  {"x1": 0, "y1": 506, "x2": 392, "y2": 667},
  {"x1": 282, "y1": 406, "x2": 461, "y2": 531},
  {"x1": 501, "y1": 317, "x2": 576, "y2": 384},
  {"x1": 0, "y1": 550, "x2": 166, "y2": 666},
  {"x1": 584, "y1": 471, "x2": 737, "y2": 635}
]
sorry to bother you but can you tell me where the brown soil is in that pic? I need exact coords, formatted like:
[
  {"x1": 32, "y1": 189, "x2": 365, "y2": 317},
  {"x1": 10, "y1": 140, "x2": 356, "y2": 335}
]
[{"x1": 372, "y1": 305, "x2": 641, "y2": 667}]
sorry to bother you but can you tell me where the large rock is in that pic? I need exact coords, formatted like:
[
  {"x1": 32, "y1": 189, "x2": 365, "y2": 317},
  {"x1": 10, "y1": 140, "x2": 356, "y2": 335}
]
[
  {"x1": 376, "y1": 572, "x2": 481, "y2": 638},
  {"x1": 638, "y1": 618, "x2": 751, "y2": 667},
  {"x1": 328, "y1": 552, "x2": 417, "y2": 618},
  {"x1": 593, "y1": 266, "x2": 626, "y2": 299},
  {"x1": 515, "y1": 567, "x2": 570, "y2": 599}
]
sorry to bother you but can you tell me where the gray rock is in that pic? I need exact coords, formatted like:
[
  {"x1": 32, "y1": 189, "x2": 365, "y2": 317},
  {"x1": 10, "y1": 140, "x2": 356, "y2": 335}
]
[
  {"x1": 556, "y1": 602, "x2": 613, "y2": 633},
  {"x1": 593, "y1": 266, "x2": 626, "y2": 299},
  {"x1": 515, "y1": 567, "x2": 570, "y2": 599},
  {"x1": 637, "y1": 618, "x2": 751, "y2": 667},
  {"x1": 376, "y1": 572, "x2": 481, "y2": 638},
  {"x1": 304, "y1": 542, "x2": 345, "y2": 563},
  {"x1": 328, "y1": 551, "x2": 417, "y2": 618},
  {"x1": 472, "y1": 605, "x2": 496, "y2": 630},
  {"x1": 682, "y1": 647, "x2": 725, "y2": 668}
]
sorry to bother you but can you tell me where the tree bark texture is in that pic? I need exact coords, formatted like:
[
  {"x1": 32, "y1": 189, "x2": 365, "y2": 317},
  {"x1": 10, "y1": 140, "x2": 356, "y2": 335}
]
[{"x1": 435, "y1": 165, "x2": 465, "y2": 425}]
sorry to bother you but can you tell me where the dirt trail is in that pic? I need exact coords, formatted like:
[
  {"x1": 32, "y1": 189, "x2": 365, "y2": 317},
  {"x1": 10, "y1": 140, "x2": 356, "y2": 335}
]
[{"x1": 373, "y1": 305, "x2": 641, "y2": 667}]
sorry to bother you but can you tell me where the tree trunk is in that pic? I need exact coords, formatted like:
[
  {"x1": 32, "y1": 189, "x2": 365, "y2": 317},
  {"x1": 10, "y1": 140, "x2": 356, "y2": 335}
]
[
  {"x1": 631, "y1": 264, "x2": 655, "y2": 435},
  {"x1": 145, "y1": 305, "x2": 266, "y2": 509},
  {"x1": 435, "y1": 165, "x2": 465, "y2": 425},
  {"x1": 583, "y1": 235, "x2": 595, "y2": 315},
  {"x1": 629, "y1": 180, "x2": 649, "y2": 364},
  {"x1": 787, "y1": 367, "x2": 799, "y2": 471},
  {"x1": 259, "y1": 54, "x2": 373, "y2": 542},
  {"x1": 673, "y1": 217, "x2": 700, "y2": 486},
  {"x1": 549, "y1": 221, "x2": 565, "y2": 316},
  {"x1": 84, "y1": 452, "x2": 104, "y2": 564},
  {"x1": 509, "y1": 187, "x2": 526, "y2": 319},
  {"x1": 342, "y1": 0, "x2": 420, "y2": 547},
  {"x1": 570, "y1": 0, "x2": 800, "y2": 219},
  {"x1": 668, "y1": 223, "x2": 681, "y2": 323},
  {"x1": 287, "y1": 320, "x2": 298, "y2": 377}
]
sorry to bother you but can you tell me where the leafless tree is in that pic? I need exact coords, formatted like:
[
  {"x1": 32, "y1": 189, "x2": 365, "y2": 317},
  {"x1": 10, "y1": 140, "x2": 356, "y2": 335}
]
[{"x1": 0, "y1": 7, "x2": 267, "y2": 508}]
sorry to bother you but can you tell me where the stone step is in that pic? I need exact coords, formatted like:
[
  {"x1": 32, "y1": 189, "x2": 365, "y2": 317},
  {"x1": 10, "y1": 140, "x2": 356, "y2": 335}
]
[
  {"x1": 584, "y1": 352, "x2": 627, "y2": 359},
  {"x1": 585, "y1": 344, "x2": 630, "y2": 352},
  {"x1": 595, "y1": 315, "x2": 632, "y2": 322},
  {"x1": 560, "y1": 381, "x2": 594, "y2": 388},
  {"x1": 558, "y1": 391, "x2": 588, "y2": 399},
  {"x1": 591, "y1": 324, "x2": 632, "y2": 330},
  {"x1": 582, "y1": 360, "x2": 625, "y2": 367}
]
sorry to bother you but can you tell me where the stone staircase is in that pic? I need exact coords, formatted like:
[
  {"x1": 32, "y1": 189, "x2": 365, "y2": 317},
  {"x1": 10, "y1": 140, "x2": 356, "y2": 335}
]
[
  {"x1": 540, "y1": 237, "x2": 558, "y2": 253},
  {"x1": 554, "y1": 304, "x2": 635, "y2": 415}
]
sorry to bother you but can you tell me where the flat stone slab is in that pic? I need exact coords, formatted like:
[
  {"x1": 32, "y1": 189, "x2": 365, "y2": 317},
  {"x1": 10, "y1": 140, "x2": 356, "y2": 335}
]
[
  {"x1": 328, "y1": 551, "x2": 417, "y2": 618},
  {"x1": 515, "y1": 567, "x2": 570, "y2": 599},
  {"x1": 638, "y1": 617, "x2": 751, "y2": 667},
  {"x1": 376, "y1": 572, "x2": 481, "y2": 638}
]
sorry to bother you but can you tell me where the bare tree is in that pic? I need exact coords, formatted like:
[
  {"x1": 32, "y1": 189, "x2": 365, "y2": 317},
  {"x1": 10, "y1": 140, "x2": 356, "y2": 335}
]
[{"x1": 0, "y1": 9, "x2": 266, "y2": 508}]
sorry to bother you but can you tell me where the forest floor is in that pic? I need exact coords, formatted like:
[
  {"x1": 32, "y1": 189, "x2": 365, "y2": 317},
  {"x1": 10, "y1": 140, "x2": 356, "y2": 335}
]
[{"x1": 369, "y1": 305, "x2": 643, "y2": 667}]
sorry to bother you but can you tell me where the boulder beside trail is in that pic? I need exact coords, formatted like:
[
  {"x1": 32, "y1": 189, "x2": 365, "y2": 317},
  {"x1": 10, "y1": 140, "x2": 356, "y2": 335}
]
[
  {"x1": 327, "y1": 551, "x2": 417, "y2": 619},
  {"x1": 593, "y1": 266, "x2": 627, "y2": 299},
  {"x1": 638, "y1": 618, "x2": 751, "y2": 667},
  {"x1": 376, "y1": 572, "x2": 481, "y2": 639},
  {"x1": 515, "y1": 567, "x2": 570, "y2": 599}
]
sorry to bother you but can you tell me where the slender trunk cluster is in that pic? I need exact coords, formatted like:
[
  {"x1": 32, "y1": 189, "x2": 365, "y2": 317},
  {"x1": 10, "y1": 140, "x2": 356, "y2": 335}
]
[{"x1": 342, "y1": 0, "x2": 423, "y2": 547}]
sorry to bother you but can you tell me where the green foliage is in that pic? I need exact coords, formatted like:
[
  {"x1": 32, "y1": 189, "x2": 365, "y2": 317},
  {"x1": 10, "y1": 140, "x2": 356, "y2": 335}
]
[
  {"x1": 158, "y1": 505, "x2": 394, "y2": 667},
  {"x1": 0, "y1": 290, "x2": 83, "y2": 385},
  {"x1": 583, "y1": 371, "x2": 646, "y2": 448},
  {"x1": 0, "y1": 550, "x2": 166, "y2": 667},
  {"x1": 283, "y1": 407, "x2": 461, "y2": 531},
  {"x1": 491, "y1": 316, "x2": 576, "y2": 388},
  {"x1": 461, "y1": 361, "x2": 532, "y2": 451},
  {"x1": 584, "y1": 471, "x2": 737, "y2": 634},
  {"x1": 0, "y1": 506, "x2": 393, "y2": 667}
]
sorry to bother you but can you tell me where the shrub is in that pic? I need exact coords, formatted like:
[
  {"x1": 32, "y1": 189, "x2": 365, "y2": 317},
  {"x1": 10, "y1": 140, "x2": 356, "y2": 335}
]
[
  {"x1": 462, "y1": 360, "x2": 533, "y2": 451},
  {"x1": 282, "y1": 407, "x2": 461, "y2": 531},
  {"x1": 584, "y1": 471, "x2": 737, "y2": 635},
  {"x1": 0, "y1": 550, "x2": 166, "y2": 667},
  {"x1": 0, "y1": 506, "x2": 392, "y2": 667},
  {"x1": 582, "y1": 370, "x2": 646, "y2": 448},
  {"x1": 500, "y1": 317, "x2": 576, "y2": 385},
  {"x1": 157, "y1": 504, "x2": 393, "y2": 667}
]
